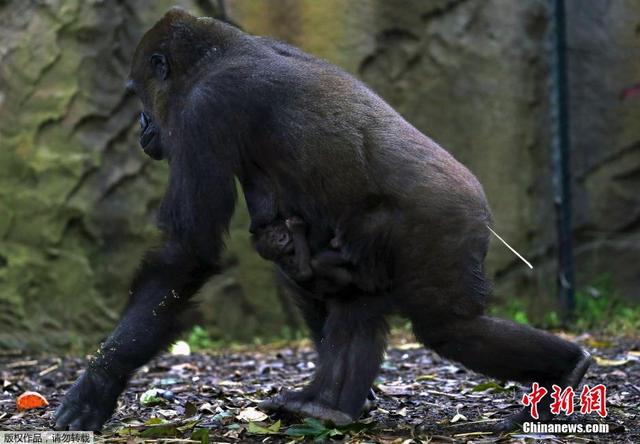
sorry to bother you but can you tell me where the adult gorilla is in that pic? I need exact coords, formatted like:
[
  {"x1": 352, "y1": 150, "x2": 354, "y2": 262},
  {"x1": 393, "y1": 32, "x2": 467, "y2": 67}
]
[{"x1": 55, "y1": 8, "x2": 591, "y2": 432}]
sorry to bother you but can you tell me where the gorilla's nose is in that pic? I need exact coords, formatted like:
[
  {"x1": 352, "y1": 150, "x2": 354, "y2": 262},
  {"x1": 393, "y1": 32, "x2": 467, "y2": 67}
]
[{"x1": 140, "y1": 112, "x2": 150, "y2": 130}]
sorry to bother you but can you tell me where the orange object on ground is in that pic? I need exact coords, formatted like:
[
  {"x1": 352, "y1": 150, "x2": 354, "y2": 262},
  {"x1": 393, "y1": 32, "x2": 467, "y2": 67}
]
[{"x1": 16, "y1": 391, "x2": 49, "y2": 411}]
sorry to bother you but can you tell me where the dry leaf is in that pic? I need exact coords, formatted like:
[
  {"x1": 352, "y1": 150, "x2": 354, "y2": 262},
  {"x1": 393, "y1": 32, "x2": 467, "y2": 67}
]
[
  {"x1": 416, "y1": 374, "x2": 436, "y2": 381},
  {"x1": 396, "y1": 343, "x2": 421, "y2": 351},
  {"x1": 450, "y1": 412, "x2": 467, "y2": 423},
  {"x1": 595, "y1": 356, "x2": 630, "y2": 367},
  {"x1": 156, "y1": 409, "x2": 178, "y2": 419},
  {"x1": 584, "y1": 337, "x2": 612, "y2": 348},
  {"x1": 198, "y1": 402, "x2": 216, "y2": 414},
  {"x1": 237, "y1": 407, "x2": 268, "y2": 422},
  {"x1": 378, "y1": 384, "x2": 415, "y2": 396}
]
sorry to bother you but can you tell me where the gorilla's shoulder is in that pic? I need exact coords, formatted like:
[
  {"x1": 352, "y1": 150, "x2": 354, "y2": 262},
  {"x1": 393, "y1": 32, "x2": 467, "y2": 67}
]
[{"x1": 253, "y1": 36, "x2": 327, "y2": 66}]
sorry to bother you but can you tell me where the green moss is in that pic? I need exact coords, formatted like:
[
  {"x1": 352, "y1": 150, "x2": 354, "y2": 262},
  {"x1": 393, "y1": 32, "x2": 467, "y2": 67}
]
[
  {"x1": 0, "y1": 1, "x2": 294, "y2": 352},
  {"x1": 492, "y1": 274, "x2": 640, "y2": 336}
]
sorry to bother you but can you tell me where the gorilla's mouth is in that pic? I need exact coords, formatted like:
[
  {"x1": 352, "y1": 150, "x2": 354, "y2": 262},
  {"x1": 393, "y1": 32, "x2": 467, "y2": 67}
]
[{"x1": 139, "y1": 112, "x2": 156, "y2": 148}]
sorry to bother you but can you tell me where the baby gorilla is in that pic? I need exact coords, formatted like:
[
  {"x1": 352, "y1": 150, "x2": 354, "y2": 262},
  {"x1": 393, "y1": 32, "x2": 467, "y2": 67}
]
[
  {"x1": 253, "y1": 216, "x2": 313, "y2": 282},
  {"x1": 252, "y1": 216, "x2": 357, "y2": 290}
]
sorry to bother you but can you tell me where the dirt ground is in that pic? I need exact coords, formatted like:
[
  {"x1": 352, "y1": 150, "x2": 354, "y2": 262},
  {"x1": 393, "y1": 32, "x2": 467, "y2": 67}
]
[{"x1": 1, "y1": 332, "x2": 638, "y2": 443}]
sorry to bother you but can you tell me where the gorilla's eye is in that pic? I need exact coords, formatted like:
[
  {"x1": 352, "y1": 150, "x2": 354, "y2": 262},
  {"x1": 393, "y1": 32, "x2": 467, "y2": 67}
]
[{"x1": 150, "y1": 53, "x2": 169, "y2": 80}]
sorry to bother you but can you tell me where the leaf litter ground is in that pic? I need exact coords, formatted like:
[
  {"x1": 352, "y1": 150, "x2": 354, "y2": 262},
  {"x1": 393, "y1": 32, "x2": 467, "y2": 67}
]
[{"x1": 1, "y1": 331, "x2": 638, "y2": 443}]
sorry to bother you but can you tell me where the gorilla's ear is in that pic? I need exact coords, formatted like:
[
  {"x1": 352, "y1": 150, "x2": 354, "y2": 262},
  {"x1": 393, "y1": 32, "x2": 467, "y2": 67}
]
[{"x1": 150, "y1": 53, "x2": 169, "y2": 80}]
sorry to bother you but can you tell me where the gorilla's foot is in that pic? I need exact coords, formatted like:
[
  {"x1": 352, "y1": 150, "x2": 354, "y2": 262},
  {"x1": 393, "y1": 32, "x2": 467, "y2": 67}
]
[
  {"x1": 564, "y1": 350, "x2": 594, "y2": 387},
  {"x1": 492, "y1": 349, "x2": 593, "y2": 433},
  {"x1": 259, "y1": 391, "x2": 354, "y2": 426},
  {"x1": 490, "y1": 407, "x2": 547, "y2": 432}
]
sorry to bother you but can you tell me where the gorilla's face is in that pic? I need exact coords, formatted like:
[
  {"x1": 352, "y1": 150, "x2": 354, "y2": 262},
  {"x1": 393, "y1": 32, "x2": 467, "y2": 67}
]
[
  {"x1": 137, "y1": 106, "x2": 163, "y2": 161},
  {"x1": 126, "y1": 49, "x2": 170, "y2": 161},
  {"x1": 128, "y1": 7, "x2": 228, "y2": 162}
]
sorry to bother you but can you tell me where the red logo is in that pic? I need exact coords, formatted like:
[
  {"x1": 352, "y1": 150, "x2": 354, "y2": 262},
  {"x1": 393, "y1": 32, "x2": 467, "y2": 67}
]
[
  {"x1": 521, "y1": 383, "x2": 607, "y2": 419},
  {"x1": 579, "y1": 384, "x2": 607, "y2": 418},
  {"x1": 550, "y1": 385, "x2": 575, "y2": 415},
  {"x1": 521, "y1": 382, "x2": 548, "y2": 419}
]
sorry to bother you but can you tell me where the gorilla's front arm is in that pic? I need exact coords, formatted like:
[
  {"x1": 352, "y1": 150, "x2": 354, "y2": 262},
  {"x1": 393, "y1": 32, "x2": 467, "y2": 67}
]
[
  {"x1": 55, "y1": 129, "x2": 238, "y2": 430},
  {"x1": 54, "y1": 240, "x2": 215, "y2": 430},
  {"x1": 56, "y1": 24, "x2": 240, "y2": 428}
]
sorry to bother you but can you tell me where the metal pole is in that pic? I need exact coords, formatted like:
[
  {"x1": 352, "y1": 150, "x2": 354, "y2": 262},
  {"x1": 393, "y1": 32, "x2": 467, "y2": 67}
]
[{"x1": 549, "y1": 0, "x2": 575, "y2": 319}]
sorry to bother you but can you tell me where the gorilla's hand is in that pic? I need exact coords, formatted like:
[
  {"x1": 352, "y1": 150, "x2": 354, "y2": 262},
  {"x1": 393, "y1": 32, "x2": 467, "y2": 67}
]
[{"x1": 54, "y1": 367, "x2": 126, "y2": 431}]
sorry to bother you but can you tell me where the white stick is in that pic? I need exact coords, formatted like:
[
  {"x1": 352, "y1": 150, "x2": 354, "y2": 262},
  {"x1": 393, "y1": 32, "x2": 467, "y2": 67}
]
[{"x1": 486, "y1": 225, "x2": 533, "y2": 270}]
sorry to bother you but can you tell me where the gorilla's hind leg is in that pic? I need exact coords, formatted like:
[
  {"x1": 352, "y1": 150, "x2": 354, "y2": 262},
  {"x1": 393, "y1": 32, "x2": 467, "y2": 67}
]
[
  {"x1": 261, "y1": 297, "x2": 389, "y2": 424},
  {"x1": 411, "y1": 313, "x2": 592, "y2": 430}
]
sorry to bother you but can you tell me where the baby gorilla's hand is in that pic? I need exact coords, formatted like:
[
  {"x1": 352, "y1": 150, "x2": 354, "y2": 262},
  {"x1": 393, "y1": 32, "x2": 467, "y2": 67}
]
[
  {"x1": 285, "y1": 216, "x2": 313, "y2": 281},
  {"x1": 310, "y1": 250, "x2": 354, "y2": 287}
]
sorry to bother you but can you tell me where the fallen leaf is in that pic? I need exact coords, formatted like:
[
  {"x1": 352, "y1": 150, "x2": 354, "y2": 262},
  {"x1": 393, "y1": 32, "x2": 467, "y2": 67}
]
[
  {"x1": 378, "y1": 383, "x2": 415, "y2": 396},
  {"x1": 416, "y1": 374, "x2": 437, "y2": 381},
  {"x1": 140, "y1": 389, "x2": 169, "y2": 406},
  {"x1": 184, "y1": 401, "x2": 198, "y2": 417},
  {"x1": 223, "y1": 429, "x2": 240, "y2": 439},
  {"x1": 608, "y1": 369, "x2": 627, "y2": 378},
  {"x1": 471, "y1": 380, "x2": 513, "y2": 393},
  {"x1": 426, "y1": 389, "x2": 461, "y2": 399},
  {"x1": 248, "y1": 420, "x2": 281, "y2": 435},
  {"x1": 158, "y1": 377, "x2": 179, "y2": 386},
  {"x1": 16, "y1": 391, "x2": 49, "y2": 411},
  {"x1": 156, "y1": 409, "x2": 178, "y2": 419},
  {"x1": 140, "y1": 424, "x2": 178, "y2": 438},
  {"x1": 237, "y1": 407, "x2": 268, "y2": 422},
  {"x1": 285, "y1": 418, "x2": 342, "y2": 440},
  {"x1": 450, "y1": 412, "x2": 467, "y2": 423},
  {"x1": 584, "y1": 337, "x2": 612, "y2": 348},
  {"x1": 198, "y1": 402, "x2": 216, "y2": 414},
  {"x1": 212, "y1": 410, "x2": 234, "y2": 423},
  {"x1": 176, "y1": 419, "x2": 202, "y2": 432},
  {"x1": 453, "y1": 431, "x2": 493, "y2": 438},
  {"x1": 115, "y1": 426, "x2": 140, "y2": 437},
  {"x1": 191, "y1": 428, "x2": 210, "y2": 444},
  {"x1": 594, "y1": 356, "x2": 630, "y2": 367},
  {"x1": 396, "y1": 342, "x2": 421, "y2": 350}
]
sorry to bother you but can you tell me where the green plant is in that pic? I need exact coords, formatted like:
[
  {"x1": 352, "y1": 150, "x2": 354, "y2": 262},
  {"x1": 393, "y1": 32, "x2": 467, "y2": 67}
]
[
  {"x1": 573, "y1": 274, "x2": 640, "y2": 334},
  {"x1": 186, "y1": 326, "x2": 222, "y2": 351},
  {"x1": 494, "y1": 273, "x2": 640, "y2": 335},
  {"x1": 284, "y1": 418, "x2": 375, "y2": 442},
  {"x1": 490, "y1": 298, "x2": 530, "y2": 325},
  {"x1": 185, "y1": 324, "x2": 308, "y2": 351}
]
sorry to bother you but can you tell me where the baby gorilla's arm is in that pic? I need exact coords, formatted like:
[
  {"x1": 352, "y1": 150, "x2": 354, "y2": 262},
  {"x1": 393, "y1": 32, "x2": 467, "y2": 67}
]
[
  {"x1": 285, "y1": 216, "x2": 313, "y2": 281},
  {"x1": 310, "y1": 250, "x2": 354, "y2": 287}
]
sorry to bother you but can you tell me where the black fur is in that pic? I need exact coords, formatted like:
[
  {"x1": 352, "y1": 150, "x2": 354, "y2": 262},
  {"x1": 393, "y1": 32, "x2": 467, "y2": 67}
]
[{"x1": 55, "y1": 8, "x2": 591, "y2": 431}]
